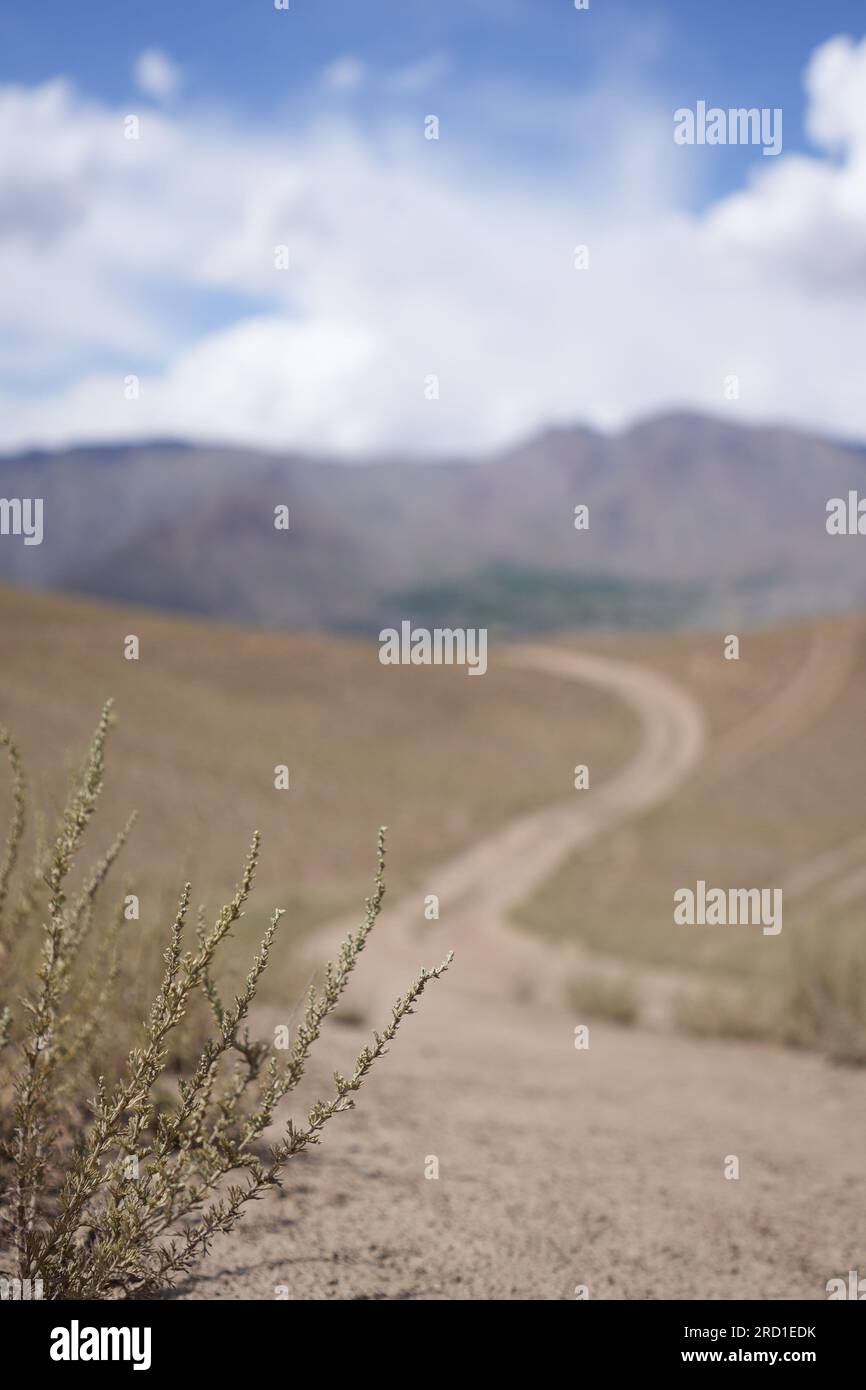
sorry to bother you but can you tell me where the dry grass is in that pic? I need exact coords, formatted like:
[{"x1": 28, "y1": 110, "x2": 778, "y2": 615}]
[
  {"x1": 0, "y1": 584, "x2": 638, "y2": 975},
  {"x1": 671, "y1": 983, "x2": 772, "y2": 1042},
  {"x1": 0, "y1": 705, "x2": 450, "y2": 1298},
  {"x1": 510, "y1": 615, "x2": 866, "y2": 1061},
  {"x1": 516, "y1": 616, "x2": 866, "y2": 977},
  {"x1": 777, "y1": 915, "x2": 866, "y2": 1065},
  {"x1": 6, "y1": 585, "x2": 865, "y2": 1065},
  {"x1": 566, "y1": 969, "x2": 639, "y2": 1026}
]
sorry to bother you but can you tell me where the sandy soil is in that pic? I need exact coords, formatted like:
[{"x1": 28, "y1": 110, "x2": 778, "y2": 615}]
[{"x1": 176, "y1": 646, "x2": 866, "y2": 1301}]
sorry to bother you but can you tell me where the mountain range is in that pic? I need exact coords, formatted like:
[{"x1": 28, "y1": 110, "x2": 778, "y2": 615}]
[{"x1": 2, "y1": 411, "x2": 865, "y2": 633}]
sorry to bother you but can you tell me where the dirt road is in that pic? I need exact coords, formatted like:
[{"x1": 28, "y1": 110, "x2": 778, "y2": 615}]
[{"x1": 178, "y1": 646, "x2": 866, "y2": 1301}]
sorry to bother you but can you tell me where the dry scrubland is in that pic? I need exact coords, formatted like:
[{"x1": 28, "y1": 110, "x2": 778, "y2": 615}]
[
  {"x1": 3, "y1": 586, "x2": 865, "y2": 1054},
  {"x1": 3, "y1": 585, "x2": 866, "y2": 1300},
  {"x1": 0, "y1": 584, "x2": 638, "y2": 975},
  {"x1": 516, "y1": 615, "x2": 866, "y2": 1056}
]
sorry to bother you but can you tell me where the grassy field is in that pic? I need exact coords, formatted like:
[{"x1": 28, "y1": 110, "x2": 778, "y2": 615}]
[
  {"x1": 514, "y1": 614, "x2": 866, "y2": 1053},
  {"x1": 0, "y1": 584, "x2": 640, "y2": 980},
  {"x1": 3, "y1": 584, "x2": 865, "y2": 1055}
]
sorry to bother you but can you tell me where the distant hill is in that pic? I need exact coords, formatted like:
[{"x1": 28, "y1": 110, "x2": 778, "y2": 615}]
[
  {"x1": 0, "y1": 583, "x2": 638, "y2": 916},
  {"x1": 2, "y1": 412, "x2": 865, "y2": 631}
]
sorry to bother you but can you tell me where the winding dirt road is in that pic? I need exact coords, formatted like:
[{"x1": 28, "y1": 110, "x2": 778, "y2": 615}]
[{"x1": 179, "y1": 645, "x2": 866, "y2": 1301}]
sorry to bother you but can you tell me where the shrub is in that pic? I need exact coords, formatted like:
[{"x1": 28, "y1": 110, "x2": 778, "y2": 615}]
[
  {"x1": 0, "y1": 703, "x2": 451, "y2": 1299},
  {"x1": 671, "y1": 982, "x2": 770, "y2": 1041},
  {"x1": 777, "y1": 928, "x2": 866, "y2": 1065},
  {"x1": 566, "y1": 968, "x2": 639, "y2": 1026}
]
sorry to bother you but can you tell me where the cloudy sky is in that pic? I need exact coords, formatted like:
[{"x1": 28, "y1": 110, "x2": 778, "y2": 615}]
[{"x1": 1, "y1": 0, "x2": 865, "y2": 455}]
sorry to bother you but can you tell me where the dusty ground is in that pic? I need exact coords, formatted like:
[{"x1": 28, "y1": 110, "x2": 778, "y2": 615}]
[{"x1": 176, "y1": 646, "x2": 866, "y2": 1301}]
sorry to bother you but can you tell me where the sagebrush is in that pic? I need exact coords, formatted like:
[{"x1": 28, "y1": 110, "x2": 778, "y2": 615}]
[{"x1": 0, "y1": 702, "x2": 451, "y2": 1299}]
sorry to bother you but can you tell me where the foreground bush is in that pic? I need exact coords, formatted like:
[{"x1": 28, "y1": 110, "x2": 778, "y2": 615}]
[
  {"x1": 778, "y1": 928, "x2": 866, "y2": 1065},
  {"x1": 0, "y1": 704, "x2": 450, "y2": 1299}
]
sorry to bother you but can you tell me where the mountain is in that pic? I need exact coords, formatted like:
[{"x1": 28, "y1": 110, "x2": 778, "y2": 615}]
[{"x1": 2, "y1": 412, "x2": 865, "y2": 632}]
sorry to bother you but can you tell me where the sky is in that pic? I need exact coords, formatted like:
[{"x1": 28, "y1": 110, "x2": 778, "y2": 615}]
[{"x1": 1, "y1": 0, "x2": 865, "y2": 455}]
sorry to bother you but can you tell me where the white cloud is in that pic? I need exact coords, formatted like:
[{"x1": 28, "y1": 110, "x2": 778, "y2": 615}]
[
  {"x1": 2, "y1": 35, "x2": 866, "y2": 454},
  {"x1": 134, "y1": 49, "x2": 182, "y2": 101},
  {"x1": 321, "y1": 56, "x2": 365, "y2": 94},
  {"x1": 804, "y1": 33, "x2": 866, "y2": 149},
  {"x1": 704, "y1": 35, "x2": 866, "y2": 292},
  {"x1": 387, "y1": 53, "x2": 451, "y2": 94}
]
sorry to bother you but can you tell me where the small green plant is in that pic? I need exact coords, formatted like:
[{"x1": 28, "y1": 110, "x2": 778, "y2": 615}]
[{"x1": 0, "y1": 704, "x2": 451, "y2": 1299}]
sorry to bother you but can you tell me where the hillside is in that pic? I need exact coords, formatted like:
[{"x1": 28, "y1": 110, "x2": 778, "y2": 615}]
[
  {"x1": 3, "y1": 582, "x2": 864, "y2": 1053},
  {"x1": 0, "y1": 583, "x2": 638, "y2": 929},
  {"x1": 2, "y1": 412, "x2": 866, "y2": 631},
  {"x1": 516, "y1": 613, "x2": 866, "y2": 1051},
  {"x1": 3, "y1": 586, "x2": 865, "y2": 1302}
]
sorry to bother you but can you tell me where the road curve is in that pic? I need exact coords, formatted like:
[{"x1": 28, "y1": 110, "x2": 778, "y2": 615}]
[
  {"x1": 181, "y1": 644, "x2": 866, "y2": 1302},
  {"x1": 311, "y1": 641, "x2": 707, "y2": 1013}
]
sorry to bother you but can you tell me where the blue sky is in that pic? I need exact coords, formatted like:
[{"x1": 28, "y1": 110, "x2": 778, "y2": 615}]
[
  {"x1": 1, "y1": 1, "x2": 865, "y2": 452},
  {"x1": 4, "y1": 0, "x2": 862, "y2": 203}
]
